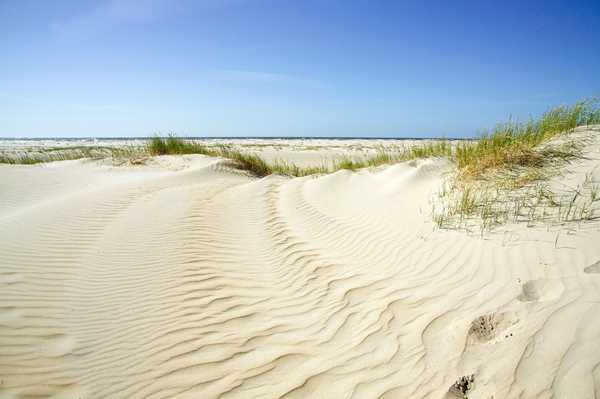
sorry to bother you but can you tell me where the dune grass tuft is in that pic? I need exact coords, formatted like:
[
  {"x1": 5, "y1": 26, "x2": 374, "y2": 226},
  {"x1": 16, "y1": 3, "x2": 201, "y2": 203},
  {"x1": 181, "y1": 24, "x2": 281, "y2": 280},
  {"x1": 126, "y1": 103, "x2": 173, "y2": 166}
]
[
  {"x1": 455, "y1": 100, "x2": 600, "y2": 182},
  {"x1": 143, "y1": 135, "x2": 455, "y2": 177},
  {"x1": 146, "y1": 136, "x2": 276, "y2": 176},
  {"x1": 217, "y1": 146, "x2": 273, "y2": 177},
  {"x1": 0, "y1": 145, "x2": 147, "y2": 165},
  {"x1": 147, "y1": 135, "x2": 216, "y2": 156},
  {"x1": 4, "y1": 100, "x2": 600, "y2": 234},
  {"x1": 429, "y1": 99, "x2": 600, "y2": 233}
]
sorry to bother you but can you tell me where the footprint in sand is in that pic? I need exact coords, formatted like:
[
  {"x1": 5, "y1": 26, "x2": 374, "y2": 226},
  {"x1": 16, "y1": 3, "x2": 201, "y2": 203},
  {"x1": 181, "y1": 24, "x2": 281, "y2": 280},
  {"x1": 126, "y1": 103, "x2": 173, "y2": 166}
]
[
  {"x1": 584, "y1": 260, "x2": 600, "y2": 274},
  {"x1": 468, "y1": 311, "x2": 520, "y2": 343},
  {"x1": 446, "y1": 374, "x2": 475, "y2": 398},
  {"x1": 518, "y1": 279, "x2": 564, "y2": 302}
]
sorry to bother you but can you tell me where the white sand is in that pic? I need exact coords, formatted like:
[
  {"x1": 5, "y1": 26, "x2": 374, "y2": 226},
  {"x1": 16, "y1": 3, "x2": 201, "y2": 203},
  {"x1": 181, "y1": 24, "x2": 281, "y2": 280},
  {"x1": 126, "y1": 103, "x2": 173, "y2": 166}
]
[{"x1": 1, "y1": 130, "x2": 600, "y2": 399}]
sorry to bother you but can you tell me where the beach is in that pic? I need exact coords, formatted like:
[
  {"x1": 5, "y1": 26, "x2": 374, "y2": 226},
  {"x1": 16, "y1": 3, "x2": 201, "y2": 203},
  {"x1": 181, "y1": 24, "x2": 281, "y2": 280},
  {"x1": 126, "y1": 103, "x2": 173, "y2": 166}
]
[
  {"x1": 4, "y1": 0, "x2": 600, "y2": 396},
  {"x1": 1, "y1": 131, "x2": 600, "y2": 398}
]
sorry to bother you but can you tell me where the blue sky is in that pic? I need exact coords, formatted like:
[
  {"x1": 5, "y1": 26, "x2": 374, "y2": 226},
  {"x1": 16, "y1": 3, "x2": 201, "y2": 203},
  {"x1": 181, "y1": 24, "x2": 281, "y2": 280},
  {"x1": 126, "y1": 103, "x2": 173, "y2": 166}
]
[{"x1": 1, "y1": 0, "x2": 599, "y2": 138}]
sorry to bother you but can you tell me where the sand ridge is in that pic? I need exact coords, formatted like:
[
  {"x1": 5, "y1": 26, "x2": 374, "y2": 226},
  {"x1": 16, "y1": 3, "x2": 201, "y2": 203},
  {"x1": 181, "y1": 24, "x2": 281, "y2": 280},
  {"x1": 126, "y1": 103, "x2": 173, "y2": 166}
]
[{"x1": 1, "y1": 136, "x2": 600, "y2": 398}]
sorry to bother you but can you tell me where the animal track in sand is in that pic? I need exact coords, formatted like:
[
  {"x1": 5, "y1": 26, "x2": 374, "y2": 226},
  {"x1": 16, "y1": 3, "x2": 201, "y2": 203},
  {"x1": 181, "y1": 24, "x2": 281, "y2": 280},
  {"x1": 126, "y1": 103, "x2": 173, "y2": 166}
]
[
  {"x1": 517, "y1": 279, "x2": 564, "y2": 302},
  {"x1": 468, "y1": 311, "x2": 520, "y2": 343},
  {"x1": 584, "y1": 260, "x2": 600, "y2": 274}
]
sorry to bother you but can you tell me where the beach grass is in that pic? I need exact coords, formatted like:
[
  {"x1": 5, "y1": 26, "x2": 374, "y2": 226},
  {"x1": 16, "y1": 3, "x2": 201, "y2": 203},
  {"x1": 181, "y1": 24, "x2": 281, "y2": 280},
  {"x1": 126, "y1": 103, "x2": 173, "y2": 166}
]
[
  {"x1": 147, "y1": 135, "x2": 215, "y2": 156},
  {"x1": 3, "y1": 99, "x2": 597, "y2": 172},
  {"x1": 145, "y1": 136, "x2": 455, "y2": 176},
  {"x1": 425, "y1": 99, "x2": 600, "y2": 232},
  {"x1": 430, "y1": 100, "x2": 600, "y2": 232},
  {"x1": 4, "y1": 101, "x2": 600, "y2": 233},
  {"x1": 455, "y1": 100, "x2": 600, "y2": 181},
  {"x1": 147, "y1": 136, "x2": 277, "y2": 176},
  {"x1": 0, "y1": 146, "x2": 136, "y2": 165}
]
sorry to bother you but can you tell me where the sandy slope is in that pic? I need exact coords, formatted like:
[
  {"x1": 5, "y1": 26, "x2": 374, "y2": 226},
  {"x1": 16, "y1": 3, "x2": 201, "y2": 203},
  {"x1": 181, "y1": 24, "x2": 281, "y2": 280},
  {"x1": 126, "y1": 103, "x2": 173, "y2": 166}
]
[{"x1": 1, "y1": 134, "x2": 600, "y2": 399}]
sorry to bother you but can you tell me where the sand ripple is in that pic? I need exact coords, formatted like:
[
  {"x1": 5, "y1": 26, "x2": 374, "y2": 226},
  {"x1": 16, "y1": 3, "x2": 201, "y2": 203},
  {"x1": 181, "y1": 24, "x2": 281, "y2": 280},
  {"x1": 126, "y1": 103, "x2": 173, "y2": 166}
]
[{"x1": 1, "y1": 157, "x2": 600, "y2": 398}]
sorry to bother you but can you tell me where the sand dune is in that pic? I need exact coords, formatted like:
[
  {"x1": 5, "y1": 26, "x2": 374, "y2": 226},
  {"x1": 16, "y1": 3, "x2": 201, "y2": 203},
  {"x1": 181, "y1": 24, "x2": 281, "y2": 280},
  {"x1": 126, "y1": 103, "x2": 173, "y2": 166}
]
[{"x1": 2, "y1": 136, "x2": 600, "y2": 399}]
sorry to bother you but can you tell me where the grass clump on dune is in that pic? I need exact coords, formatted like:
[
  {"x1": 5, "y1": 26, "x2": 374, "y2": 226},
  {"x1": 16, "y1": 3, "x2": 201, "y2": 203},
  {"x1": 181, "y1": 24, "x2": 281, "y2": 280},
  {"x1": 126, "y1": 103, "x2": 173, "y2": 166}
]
[
  {"x1": 330, "y1": 141, "x2": 453, "y2": 172},
  {"x1": 146, "y1": 132, "x2": 457, "y2": 176},
  {"x1": 0, "y1": 145, "x2": 146, "y2": 165},
  {"x1": 147, "y1": 135, "x2": 216, "y2": 156},
  {"x1": 433, "y1": 99, "x2": 600, "y2": 232},
  {"x1": 455, "y1": 100, "x2": 600, "y2": 181},
  {"x1": 5, "y1": 99, "x2": 600, "y2": 233},
  {"x1": 3, "y1": 101, "x2": 600, "y2": 232},
  {"x1": 148, "y1": 136, "x2": 278, "y2": 177},
  {"x1": 218, "y1": 146, "x2": 274, "y2": 177},
  {"x1": 0, "y1": 147, "x2": 102, "y2": 165}
]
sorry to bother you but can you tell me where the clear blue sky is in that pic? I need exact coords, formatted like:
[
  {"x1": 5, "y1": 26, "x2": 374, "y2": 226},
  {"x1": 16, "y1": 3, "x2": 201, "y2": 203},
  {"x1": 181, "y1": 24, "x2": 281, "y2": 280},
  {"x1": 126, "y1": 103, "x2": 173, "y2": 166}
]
[{"x1": 1, "y1": 0, "x2": 599, "y2": 138}]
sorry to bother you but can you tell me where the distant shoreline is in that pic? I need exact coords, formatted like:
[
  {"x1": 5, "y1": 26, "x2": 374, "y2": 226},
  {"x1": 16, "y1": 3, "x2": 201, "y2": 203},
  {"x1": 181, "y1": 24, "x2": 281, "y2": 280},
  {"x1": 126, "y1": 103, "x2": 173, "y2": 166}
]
[{"x1": 0, "y1": 136, "x2": 473, "y2": 141}]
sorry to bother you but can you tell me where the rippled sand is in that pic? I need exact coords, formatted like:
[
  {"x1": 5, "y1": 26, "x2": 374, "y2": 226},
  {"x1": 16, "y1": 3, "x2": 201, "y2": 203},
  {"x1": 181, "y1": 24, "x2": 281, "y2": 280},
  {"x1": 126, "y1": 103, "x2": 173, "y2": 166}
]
[{"x1": 1, "y1": 132, "x2": 600, "y2": 398}]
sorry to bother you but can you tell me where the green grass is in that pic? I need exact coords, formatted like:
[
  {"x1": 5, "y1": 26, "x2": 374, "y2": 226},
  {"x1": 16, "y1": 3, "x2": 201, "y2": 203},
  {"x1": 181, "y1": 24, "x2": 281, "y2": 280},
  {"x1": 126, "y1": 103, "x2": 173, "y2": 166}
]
[
  {"x1": 309, "y1": 141, "x2": 453, "y2": 173},
  {"x1": 3, "y1": 99, "x2": 599, "y2": 191},
  {"x1": 3, "y1": 99, "x2": 600, "y2": 233},
  {"x1": 145, "y1": 135, "x2": 455, "y2": 176},
  {"x1": 0, "y1": 147, "x2": 110, "y2": 164},
  {"x1": 147, "y1": 136, "x2": 276, "y2": 176},
  {"x1": 455, "y1": 100, "x2": 600, "y2": 182},
  {"x1": 144, "y1": 101, "x2": 600, "y2": 181},
  {"x1": 147, "y1": 135, "x2": 216, "y2": 156},
  {"x1": 217, "y1": 146, "x2": 273, "y2": 177},
  {"x1": 0, "y1": 145, "x2": 148, "y2": 165},
  {"x1": 428, "y1": 99, "x2": 600, "y2": 233},
  {"x1": 432, "y1": 167, "x2": 600, "y2": 234}
]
